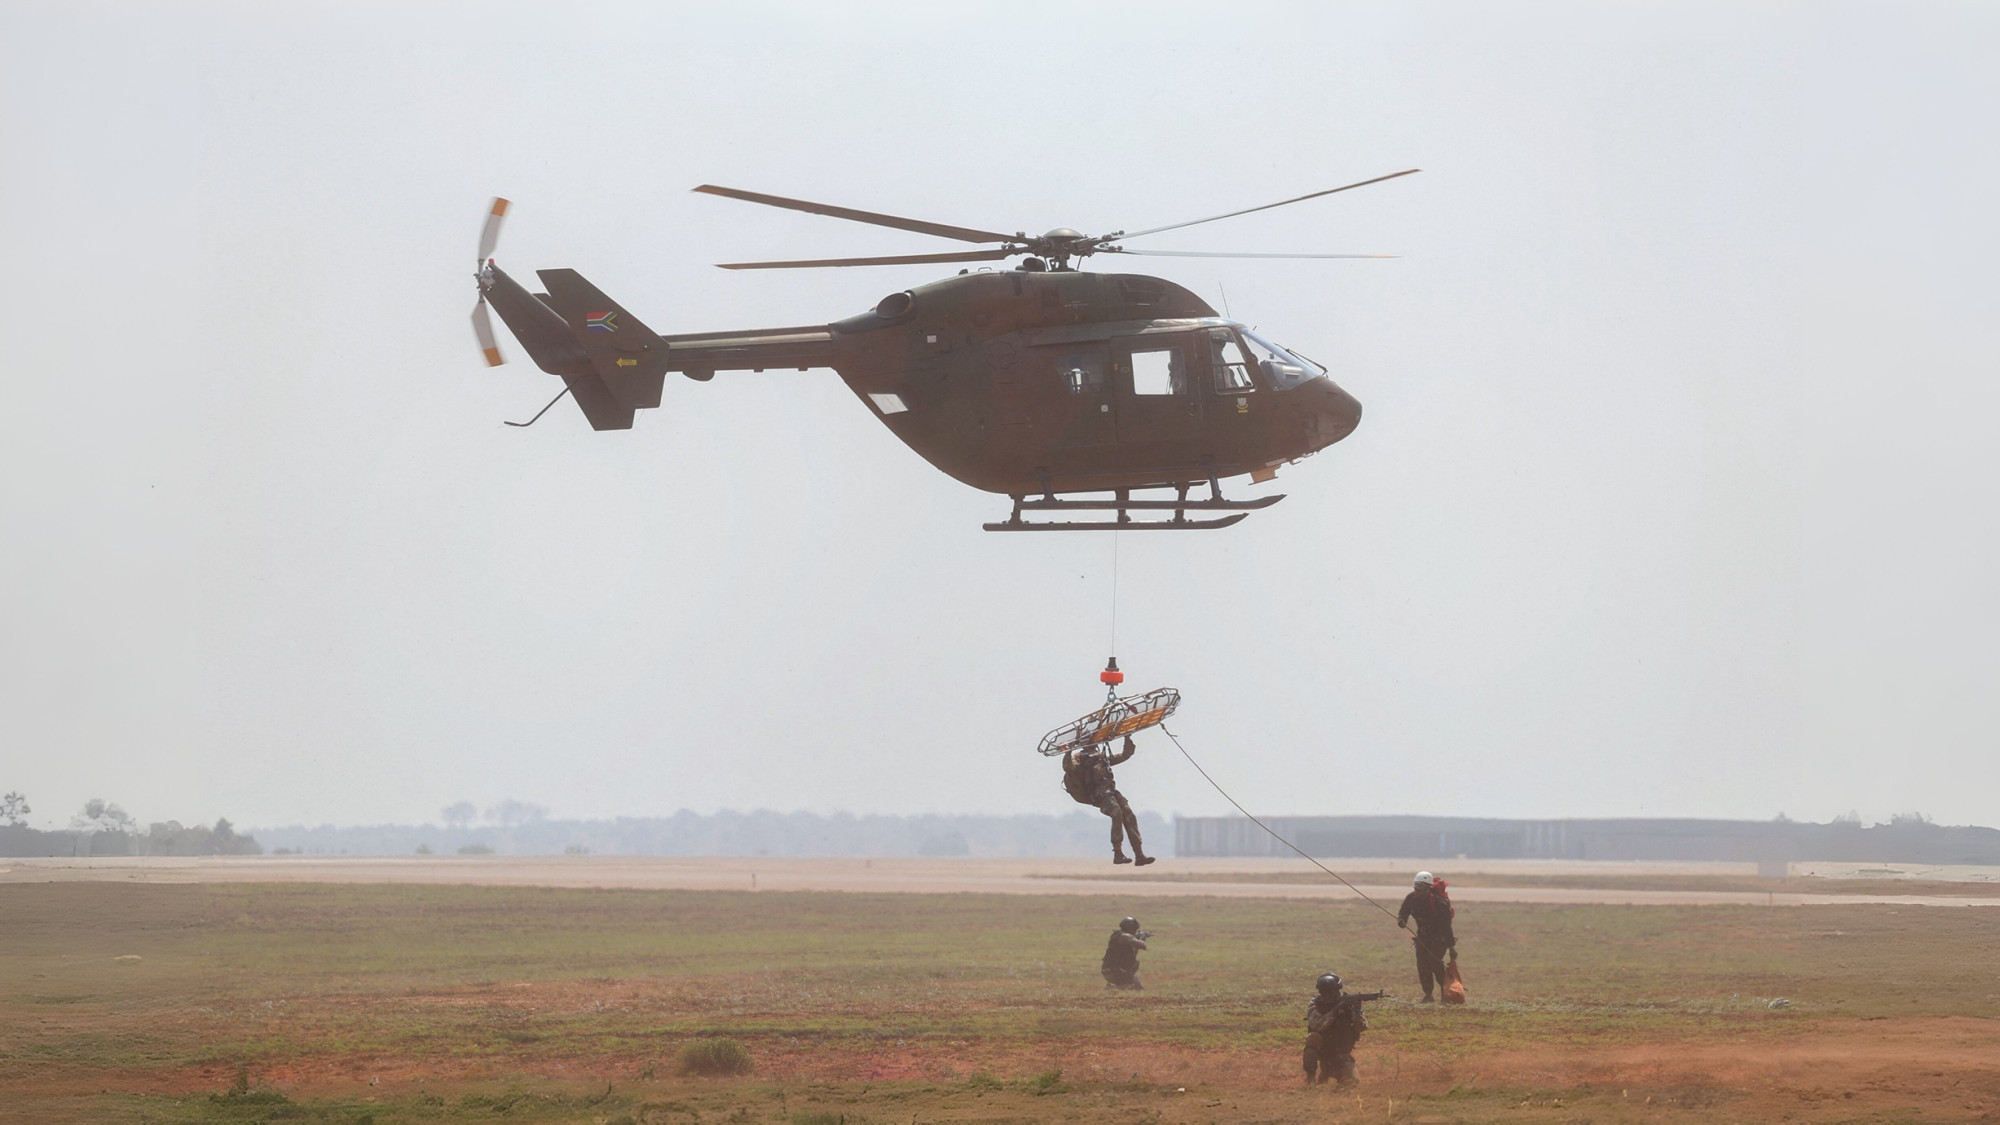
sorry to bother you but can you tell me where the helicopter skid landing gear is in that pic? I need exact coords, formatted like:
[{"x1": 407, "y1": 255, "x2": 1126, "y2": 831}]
[{"x1": 984, "y1": 485, "x2": 1285, "y2": 532}]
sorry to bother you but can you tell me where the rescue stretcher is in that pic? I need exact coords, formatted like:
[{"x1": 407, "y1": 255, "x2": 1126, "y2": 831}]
[{"x1": 1036, "y1": 686, "x2": 1181, "y2": 757}]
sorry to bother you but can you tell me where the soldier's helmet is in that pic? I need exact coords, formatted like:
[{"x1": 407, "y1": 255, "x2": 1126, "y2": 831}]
[
  {"x1": 1316, "y1": 972, "x2": 1343, "y2": 995},
  {"x1": 1119, "y1": 916, "x2": 1140, "y2": 933}
]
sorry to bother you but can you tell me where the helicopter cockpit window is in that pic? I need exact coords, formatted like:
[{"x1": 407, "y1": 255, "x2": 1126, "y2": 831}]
[
  {"x1": 1058, "y1": 353, "x2": 1104, "y2": 395},
  {"x1": 1240, "y1": 328, "x2": 1326, "y2": 391},
  {"x1": 1129, "y1": 346, "x2": 1187, "y2": 396},
  {"x1": 1210, "y1": 331, "x2": 1254, "y2": 392}
]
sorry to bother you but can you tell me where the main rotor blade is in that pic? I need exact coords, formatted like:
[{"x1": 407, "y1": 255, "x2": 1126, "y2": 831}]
[
  {"x1": 694, "y1": 184, "x2": 1018, "y2": 245},
  {"x1": 1112, "y1": 169, "x2": 1420, "y2": 242},
  {"x1": 716, "y1": 248, "x2": 1018, "y2": 270},
  {"x1": 472, "y1": 298, "x2": 503, "y2": 366},
  {"x1": 1105, "y1": 249, "x2": 1397, "y2": 259},
  {"x1": 477, "y1": 197, "x2": 509, "y2": 263}
]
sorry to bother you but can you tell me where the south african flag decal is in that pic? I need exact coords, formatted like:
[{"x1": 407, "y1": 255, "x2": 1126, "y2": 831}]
[{"x1": 585, "y1": 310, "x2": 618, "y2": 333}]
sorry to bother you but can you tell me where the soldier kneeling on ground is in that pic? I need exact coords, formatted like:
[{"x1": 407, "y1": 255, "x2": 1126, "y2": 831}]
[
  {"x1": 1303, "y1": 972, "x2": 1382, "y2": 1086},
  {"x1": 1101, "y1": 915, "x2": 1150, "y2": 990}
]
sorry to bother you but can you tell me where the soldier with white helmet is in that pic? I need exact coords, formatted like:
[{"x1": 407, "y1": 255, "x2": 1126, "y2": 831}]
[{"x1": 1397, "y1": 870, "x2": 1458, "y2": 1002}]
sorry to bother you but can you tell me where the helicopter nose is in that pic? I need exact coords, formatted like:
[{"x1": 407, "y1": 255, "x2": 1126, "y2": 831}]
[{"x1": 1312, "y1": 379, "x2": 1362, "y2": 448}]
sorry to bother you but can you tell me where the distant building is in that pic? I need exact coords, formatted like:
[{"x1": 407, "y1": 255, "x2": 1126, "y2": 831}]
[{"x1": 1174, "y1": 815, "x2": 2000, "y2": 866}]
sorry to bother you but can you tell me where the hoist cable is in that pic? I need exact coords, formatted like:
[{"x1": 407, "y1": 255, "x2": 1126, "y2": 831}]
[
  {"x1": 1108, "y1": 530, "x2": 1120, "y2": 655},
  {"x1": 1160, "y1": 722, "x2": 1402, "y2": 923}
]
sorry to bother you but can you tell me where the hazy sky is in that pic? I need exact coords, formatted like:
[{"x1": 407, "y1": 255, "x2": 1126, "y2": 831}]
[{"x1": 2, "y1": 2, "x2": 1995, "y2": 831}]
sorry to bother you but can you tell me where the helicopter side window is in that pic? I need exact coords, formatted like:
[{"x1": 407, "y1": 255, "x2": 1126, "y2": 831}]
[
  {"x1": 1240, "y1": 328, "x2": 1325, "y2": 390},
  {"x1": 1059, "y1": 353, "x2": 1104, "y2": 395},
  {"x1": 1129, "y1": 346, "x2": 1186, "y2": 396},
  {"x1": 1211, "y1": 331, "x2": 1254, "y2": 392}
]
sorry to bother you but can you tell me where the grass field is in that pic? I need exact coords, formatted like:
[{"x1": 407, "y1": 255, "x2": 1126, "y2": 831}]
[{"x1": 4, "y1": 881, "x2": 1998, "y2": 1123}]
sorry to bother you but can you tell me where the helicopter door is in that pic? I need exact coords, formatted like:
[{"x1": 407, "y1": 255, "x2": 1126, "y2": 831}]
[
  {"x1": 1110, "y1": 336, "x2": 1201, "y2": 444},
  {"x1": 1049, "y1": 347, "x2": 1116, "y2": 447}
]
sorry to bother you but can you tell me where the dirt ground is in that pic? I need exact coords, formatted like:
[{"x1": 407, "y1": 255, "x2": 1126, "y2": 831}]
[
  {"x1": 9, "y1": 1019, "x2": 2000, "y2": 1123},
  {"x1": 4, "y1": 873, "x2": 1998, "y2": 1122}
]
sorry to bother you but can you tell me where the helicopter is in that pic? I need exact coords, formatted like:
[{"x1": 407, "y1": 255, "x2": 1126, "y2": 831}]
[{"x1": 469, "y1": 170, "x2": 1416, "y2": 530}]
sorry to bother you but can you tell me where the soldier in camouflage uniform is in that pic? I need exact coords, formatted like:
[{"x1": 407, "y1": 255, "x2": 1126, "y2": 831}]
[
  {"x1": 1061, "y1": 735, "x2": 1154, "y2": 865},
  {"x1": 1303, "y1": 973, "x2": 1369, "y2": 1086},
  {"x1": 1100, "y1": 915, "x2": 1149, "y2": 990}
]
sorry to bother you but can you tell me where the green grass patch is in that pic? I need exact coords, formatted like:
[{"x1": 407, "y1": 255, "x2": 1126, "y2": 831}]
[{"x1": 678, "y1": 1036, "x2": 754, "y2": 1076}]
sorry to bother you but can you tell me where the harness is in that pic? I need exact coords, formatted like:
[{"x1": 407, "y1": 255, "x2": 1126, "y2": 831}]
[{"x1": 1062, "y1": 748, "x2": 1113, "y2": 805}]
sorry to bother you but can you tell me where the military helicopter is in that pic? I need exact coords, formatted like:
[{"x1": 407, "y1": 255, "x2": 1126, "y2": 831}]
[{"x1": 469, "y1": 170, "x2": 1416, "y2": 530}]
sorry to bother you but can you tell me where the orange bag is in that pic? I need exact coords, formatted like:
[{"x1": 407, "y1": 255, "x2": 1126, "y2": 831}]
[{"x1": 1441, "y1": 960, "x2": 1467, "y2": 1005}]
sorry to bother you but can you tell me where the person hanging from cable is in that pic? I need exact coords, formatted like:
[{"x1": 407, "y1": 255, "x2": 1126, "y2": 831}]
[
  {"x1": 1061, "y1": 734, "x2": 1155, "y2": 866},
  {"x1": 1397, "y1": 870, "x2": 1458, "y2": 1002}
]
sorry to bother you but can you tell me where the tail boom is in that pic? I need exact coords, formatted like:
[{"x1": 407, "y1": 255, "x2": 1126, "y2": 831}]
[{"x1": 480, "y1": 263, "x2": 841, "y2": 429}]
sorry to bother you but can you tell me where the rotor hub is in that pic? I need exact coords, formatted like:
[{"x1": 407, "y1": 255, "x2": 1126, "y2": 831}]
[{"x1": 1025, "y1": 228, "x2": 1099, "y2": 270}]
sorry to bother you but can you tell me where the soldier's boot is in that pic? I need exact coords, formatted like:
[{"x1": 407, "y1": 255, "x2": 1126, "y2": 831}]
[
  {"x1": 1112, "y1": 850, "x2": 1133, "y2": 864},
  {"x1": 1124, "y1": 813, "x2": 1156, "y2": 865},
  {"x1": 1128, "y1": 839, "x2": 1155, "y2": 866},
  {"x1": 1332, "y1": 1054, "x2": 1360, "y2": 1087}
]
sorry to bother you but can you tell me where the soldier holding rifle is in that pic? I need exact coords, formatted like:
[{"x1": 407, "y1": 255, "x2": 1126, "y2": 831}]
[{"x1": 1302, "y1": 972, "x2": 1384, "y2": 1085}]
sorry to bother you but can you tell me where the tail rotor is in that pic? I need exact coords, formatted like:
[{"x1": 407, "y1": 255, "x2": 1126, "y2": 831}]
[
  {"x1": 478, "y1": 196, "x2": 508, "y2": 263},
  {"x1": 471, "y1": 295, "x2": 503, "y2": 367},
  {"x1": 471, "y1": 197, "x2": 510, "y2": 366}
]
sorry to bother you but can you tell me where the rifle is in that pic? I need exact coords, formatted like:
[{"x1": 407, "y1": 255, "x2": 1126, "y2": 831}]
[{"x1": 1308, "y1": 990, "x2": 1387, "y2": 1029}]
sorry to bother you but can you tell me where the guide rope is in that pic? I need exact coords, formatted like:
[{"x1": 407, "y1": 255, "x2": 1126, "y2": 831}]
[{"x1": 1160, "y1": 722, "x2": 1402, "y2": 923}]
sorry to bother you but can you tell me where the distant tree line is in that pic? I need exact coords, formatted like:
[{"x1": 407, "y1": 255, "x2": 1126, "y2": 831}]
[{"x1": 0, "y1": 793, "x2": 262, "y2": 858}]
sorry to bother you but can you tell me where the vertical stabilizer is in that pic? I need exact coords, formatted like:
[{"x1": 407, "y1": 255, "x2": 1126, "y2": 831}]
[
  {"x1": 537, "y1": 269, "x2": 669, "y2": 410},
  {"x1": 477, "y1": 263, "x2": 635, "y2": 430}
]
